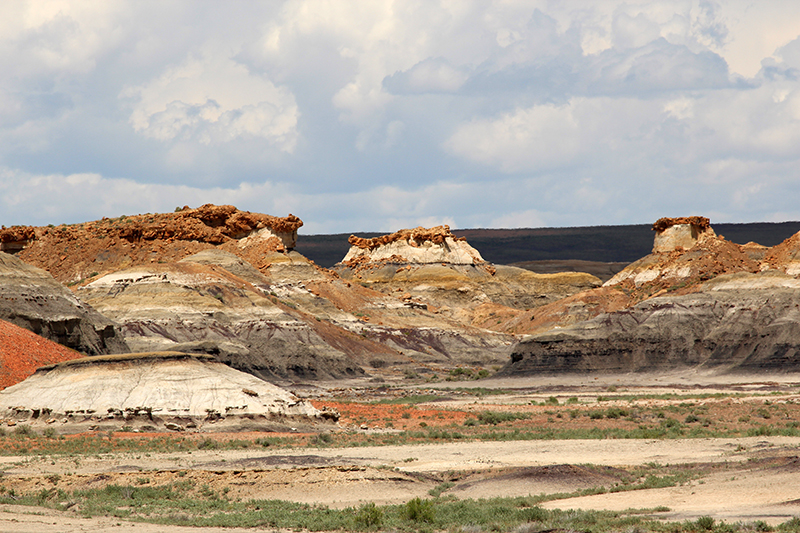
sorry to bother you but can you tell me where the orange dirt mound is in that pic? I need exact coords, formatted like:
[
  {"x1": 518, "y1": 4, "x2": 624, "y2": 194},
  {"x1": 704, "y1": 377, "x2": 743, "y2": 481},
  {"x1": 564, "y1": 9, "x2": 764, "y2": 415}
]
[{"x1": 0, "y1": 319, "x2": 82, "y2": 390}]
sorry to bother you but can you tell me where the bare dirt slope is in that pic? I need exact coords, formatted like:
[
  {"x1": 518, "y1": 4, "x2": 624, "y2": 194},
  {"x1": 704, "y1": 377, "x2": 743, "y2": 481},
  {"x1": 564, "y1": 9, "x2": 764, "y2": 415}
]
[{"x1": 0, "y1": 319, "x2": 82, "y2": 389}]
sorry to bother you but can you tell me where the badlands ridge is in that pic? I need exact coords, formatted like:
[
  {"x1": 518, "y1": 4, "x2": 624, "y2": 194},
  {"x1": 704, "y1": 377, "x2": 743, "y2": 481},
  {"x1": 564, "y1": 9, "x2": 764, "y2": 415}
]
[{"x1": 2, "y1": 207, "x2": 800, "y2": 431}]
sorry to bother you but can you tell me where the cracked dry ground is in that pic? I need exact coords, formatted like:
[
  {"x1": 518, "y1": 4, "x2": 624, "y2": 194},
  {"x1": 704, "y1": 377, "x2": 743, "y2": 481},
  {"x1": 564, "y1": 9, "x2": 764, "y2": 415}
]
[{"x1": 0, "y1": 373, "x2": 799, "y2": 532}]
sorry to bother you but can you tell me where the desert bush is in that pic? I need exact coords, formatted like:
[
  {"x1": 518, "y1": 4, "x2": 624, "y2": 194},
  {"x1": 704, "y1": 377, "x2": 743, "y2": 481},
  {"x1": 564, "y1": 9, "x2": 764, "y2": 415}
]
[
  {"x1": 354, "y1": 502, "x2": 383, "y2": 529},
  {"x1": 404, "y1": 497, "x2": 435, "y2": 523},
  {"x1": 476, "y1": 411, "x2": 530, "y2": 425},
  {"x1": 694, "y1": 516, "x2": 715, "y2": 530}
]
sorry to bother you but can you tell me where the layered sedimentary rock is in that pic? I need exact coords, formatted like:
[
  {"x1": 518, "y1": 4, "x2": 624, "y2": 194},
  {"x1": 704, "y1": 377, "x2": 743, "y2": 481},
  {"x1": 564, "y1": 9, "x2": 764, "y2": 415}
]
[
  {"x1": 343, "y1": 226, "x2": 486, "y2": 265},
  {"x1": 77, "y1": 257, "x2": 364, "y2": 381},
  {"x1": 2, "y1": 210, "x2": 583, "y2": 376},
  {"x1": 499, "y1": 217, "x2": 800, "y2": 375},
  {"x1": 336, "y1": 226, "x2": 601, "y2": 329},
  {"x1": 0, "y1": 252, "x2": 128, "y2": 355},
  {"x1": 501, "y1": 272, "x2": 800, "y2": 375},
  {"x1": 0, "y1": 352, "x2": 336, "y2": 433},
  {"x1": 0, "y1": 204, "x2": 302, "y2": 284}
]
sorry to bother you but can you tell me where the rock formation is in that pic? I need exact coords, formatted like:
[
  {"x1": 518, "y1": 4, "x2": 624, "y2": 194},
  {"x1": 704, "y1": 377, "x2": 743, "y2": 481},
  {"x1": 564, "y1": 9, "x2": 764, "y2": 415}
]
[
  {"x1": 0, "y1": 252, "x2": 128, "y2": 355},
  {"x1": 336, "y1": 226, "x2": 601, "y2": 321},
  {"x1": 651, "y1": 216, "x2": 713, "y2": 252},
  {"x1": 0, "y1": 204, "x2": 302, "y2": 284},
  {"x1": 500, "y1": 271, "x2": 800, "y2": 375},
  {"x1": 0, "y1": 352, "x2": 337, "y2": 433},
  {"x1": 0, "y1": 319, "x2": 83, "y2": 389},
  {"x1": 343, "y1": 226, "x2": 486, "y2": 265},
  {"x1": 499, "y1": 217, "x2": 800, "y2": 375},
  {"x1": 77, "y1": 257, "x2": 365, "y2": 381}
]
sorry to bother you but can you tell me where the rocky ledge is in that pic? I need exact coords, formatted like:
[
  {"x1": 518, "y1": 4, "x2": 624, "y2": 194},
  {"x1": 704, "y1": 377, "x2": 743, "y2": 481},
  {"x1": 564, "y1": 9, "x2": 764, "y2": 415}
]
[
  {"x1": 0, "y1": 204, "x2": 303, "y2": 284},
  {"x1": 343, "y1": 225, "x2": 486, "y2": 267}
]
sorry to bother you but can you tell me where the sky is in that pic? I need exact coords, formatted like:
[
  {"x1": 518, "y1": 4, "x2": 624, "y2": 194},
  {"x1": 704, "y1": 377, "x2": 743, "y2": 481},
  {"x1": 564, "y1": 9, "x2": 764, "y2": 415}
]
[{"x1": 2, "y1": 1, "x2": 800, "y2": 234}]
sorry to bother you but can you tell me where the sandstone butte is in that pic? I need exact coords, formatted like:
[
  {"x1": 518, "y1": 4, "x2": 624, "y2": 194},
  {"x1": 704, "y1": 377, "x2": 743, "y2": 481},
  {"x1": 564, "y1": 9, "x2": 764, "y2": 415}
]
[
  {"x1": 0, "y1": 204, "x2": 304, "y2": 284},
  {"x1": 343, "y1": 225, "x2": 490, "y2": 270},
  {"x1": 0, "y1": 319, "x2": 83, "y2": 390}
]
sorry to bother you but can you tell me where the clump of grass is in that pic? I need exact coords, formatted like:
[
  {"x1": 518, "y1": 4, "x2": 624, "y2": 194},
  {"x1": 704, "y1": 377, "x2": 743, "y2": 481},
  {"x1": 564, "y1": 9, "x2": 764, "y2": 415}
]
[
  {"x1": 429, "y1": 481, "x2": 455, "y2": 498},
  {"x1": 404, "y1": 497, "x2": 435, "y2": 523},
  {"x1": 354, "y1": 502, "x2": 383, "y2": 529},
  {"x1": 476, "y1": 411, "x2": 531, "y2": 425}
]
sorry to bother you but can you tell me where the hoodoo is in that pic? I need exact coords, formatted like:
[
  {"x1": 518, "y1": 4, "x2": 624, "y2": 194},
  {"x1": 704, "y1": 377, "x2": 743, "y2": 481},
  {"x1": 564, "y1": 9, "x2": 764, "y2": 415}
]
[{"x1": 651, "y1": 216, "x2": 714, "y2": 252}]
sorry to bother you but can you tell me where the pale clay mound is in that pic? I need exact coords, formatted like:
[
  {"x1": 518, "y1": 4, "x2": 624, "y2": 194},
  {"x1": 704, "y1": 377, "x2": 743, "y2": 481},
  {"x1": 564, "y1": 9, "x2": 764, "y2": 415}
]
[{"x1": 0, "y1": 352, "x2": 334, "y2": 432}]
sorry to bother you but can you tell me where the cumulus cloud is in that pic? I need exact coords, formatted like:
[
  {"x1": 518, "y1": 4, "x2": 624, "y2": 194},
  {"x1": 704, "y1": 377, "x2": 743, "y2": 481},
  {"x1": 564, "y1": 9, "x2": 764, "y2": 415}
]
[
  {"x1": 2, "y1": 1, "x2": 800, "y2": 233},
  {"x1": 383, "y1": 58, "x2": 470, "y2": 94},
  {"x1": 121, "y1": 55, "x2": 298, "y2": 151}
]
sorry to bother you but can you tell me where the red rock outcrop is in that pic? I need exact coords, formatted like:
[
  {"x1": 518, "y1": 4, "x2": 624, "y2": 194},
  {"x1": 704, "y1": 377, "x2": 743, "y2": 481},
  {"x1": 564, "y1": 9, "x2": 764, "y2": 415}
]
[
  {"x1": 651, "y1": 216, "x2": 711, "y2": 233},
  {"x1": 347, "y1": 225, "x2": 466, "y2": 250},
  {"x1": 0, "y1": 204, "x2": 303, "y2": 284}
]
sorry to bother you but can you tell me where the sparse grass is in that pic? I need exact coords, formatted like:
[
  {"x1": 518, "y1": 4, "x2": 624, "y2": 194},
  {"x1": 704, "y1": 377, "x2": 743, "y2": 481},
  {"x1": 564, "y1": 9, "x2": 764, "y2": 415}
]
[
  {"x1": 474, "y1": 411, "x2": 532, "y2": 425},
  {"x1": 2, "y1": 480, "x2": 799, "y2": 533},
  {"x1": 371, "y1": 394, "x2": 442, "y2": 405}
]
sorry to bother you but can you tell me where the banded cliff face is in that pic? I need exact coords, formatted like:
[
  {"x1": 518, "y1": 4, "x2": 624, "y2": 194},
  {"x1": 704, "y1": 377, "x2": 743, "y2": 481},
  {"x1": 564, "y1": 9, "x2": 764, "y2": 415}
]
[
  {"x1": 0, "y1": 252, "x2": 128, "y2": 356},
  {"x1": 76, "y1": 252, "x2": 366, "y2": 381},
  {"x1": 2, "y1": 209, "x2": 527, "y2": 379},
  {"x1": 500, "y1": 217, "x2": 800, "y2": 376}
]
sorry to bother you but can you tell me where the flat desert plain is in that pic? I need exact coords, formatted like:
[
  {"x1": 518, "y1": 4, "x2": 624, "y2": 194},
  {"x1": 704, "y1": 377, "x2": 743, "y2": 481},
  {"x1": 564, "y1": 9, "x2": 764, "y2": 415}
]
[{"x1": 0, "y1": 371, "x2": 799, "y2": 533}]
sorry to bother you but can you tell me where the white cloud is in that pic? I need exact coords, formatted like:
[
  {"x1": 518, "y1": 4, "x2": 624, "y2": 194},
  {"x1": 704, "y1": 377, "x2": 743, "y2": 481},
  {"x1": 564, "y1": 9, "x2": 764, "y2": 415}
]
[
  {"x1": 0, "y1": 168, "x2": 295, "y2": 225},
  {"x1": 121, "y1": 54, "x2": 298, "y2": 151},
  {"x1": 2, "y1": 1, "x2": 800, "y2": 234}
]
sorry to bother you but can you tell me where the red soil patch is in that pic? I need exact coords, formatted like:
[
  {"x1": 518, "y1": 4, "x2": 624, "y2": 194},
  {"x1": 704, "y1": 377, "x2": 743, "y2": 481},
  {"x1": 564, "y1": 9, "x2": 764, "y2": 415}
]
[
  {"x1": 313, "y1": 400, "x2": 470, "y2": 430},
  {"x1": 0, "y1": 319, "x2": 82, "y2": 390}
]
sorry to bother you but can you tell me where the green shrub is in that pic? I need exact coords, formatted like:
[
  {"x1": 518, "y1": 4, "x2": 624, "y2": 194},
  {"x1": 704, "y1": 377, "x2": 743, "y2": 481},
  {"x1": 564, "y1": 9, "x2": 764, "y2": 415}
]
[
  {"x1": 695, "y1": 516, "x2": 715, "y2": 530},
  {"x1": 354, "y1": 502, "x2": 383, "y2": 529},
  {"x1": 476, "y1": 411, "x2": 530, "y2": 425},
  {"x1": 404, "y1": 497, "x2": 435, "y2": 523}
]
